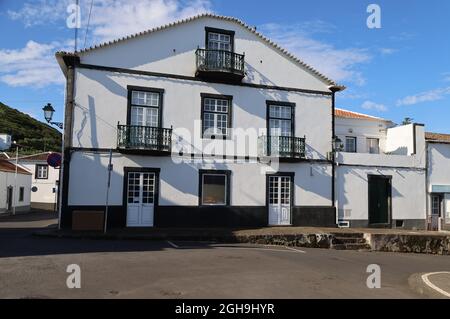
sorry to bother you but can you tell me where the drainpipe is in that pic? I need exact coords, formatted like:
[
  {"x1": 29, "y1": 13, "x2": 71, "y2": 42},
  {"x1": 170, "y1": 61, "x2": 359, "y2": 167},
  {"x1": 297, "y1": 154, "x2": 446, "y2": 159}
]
[{"x1": 328, "y1": 85, "x2": 345, "y2": 226}]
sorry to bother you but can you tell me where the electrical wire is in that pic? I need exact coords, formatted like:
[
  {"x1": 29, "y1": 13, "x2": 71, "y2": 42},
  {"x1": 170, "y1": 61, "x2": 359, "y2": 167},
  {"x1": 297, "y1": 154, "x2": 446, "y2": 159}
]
[{"x1": 84, "y1": 0, "x2": 94, "y2": 49}]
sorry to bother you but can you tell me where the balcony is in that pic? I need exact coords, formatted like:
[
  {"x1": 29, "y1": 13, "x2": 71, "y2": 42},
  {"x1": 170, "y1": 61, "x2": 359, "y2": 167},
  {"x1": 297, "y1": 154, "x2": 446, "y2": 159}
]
[
  {"x1": 117, "y1": 125, "x2": 172, "y2": 155},
  {"x1": 195, "y1": 49, "x2": 245, "y2": 83},
  {"x1": 258, "y1": 135, "x2": 306, "y2": 162}
]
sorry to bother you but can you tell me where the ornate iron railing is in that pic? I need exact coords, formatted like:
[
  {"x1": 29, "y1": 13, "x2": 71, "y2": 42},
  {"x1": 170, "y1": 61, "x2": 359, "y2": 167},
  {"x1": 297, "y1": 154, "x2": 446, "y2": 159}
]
[
  {"x1": 258, "y1": 135, "x2": 306, "y2": 159},
  {"x1": 117, "y1": 125, "x2": 172, "y2": 152},
  {"x1": 195, "y1": 49, "x2": 245, "y2": 75}
]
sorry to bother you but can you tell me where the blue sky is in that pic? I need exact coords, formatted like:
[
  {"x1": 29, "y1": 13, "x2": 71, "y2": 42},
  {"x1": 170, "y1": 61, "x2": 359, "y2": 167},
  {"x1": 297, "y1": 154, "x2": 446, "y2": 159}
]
[{"x1": 0, "y1": 0, "x2": 449, "y2": 132}]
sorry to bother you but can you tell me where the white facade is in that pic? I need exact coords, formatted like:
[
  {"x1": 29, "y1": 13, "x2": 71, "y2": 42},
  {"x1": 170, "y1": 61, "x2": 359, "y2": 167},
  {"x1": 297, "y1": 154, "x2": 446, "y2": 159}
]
[
  {"x1": 0, "y1": 162, "x2": 32, "y2": 214},
  {"x1": 335, "y1": 111, "x2": 427, "y2": 229},
  {"x1": 0, "y1": 134, "x2": 12, "y2": 151},
  {"x1": 57, "y1": 14, "x2": 338, "y2": 229},
  {"x1": 426, "y1": 140, "x2": 450, "y2": 230},
  {"x1": 13, "y1": 153, "x2": 60, "y2": 211}
]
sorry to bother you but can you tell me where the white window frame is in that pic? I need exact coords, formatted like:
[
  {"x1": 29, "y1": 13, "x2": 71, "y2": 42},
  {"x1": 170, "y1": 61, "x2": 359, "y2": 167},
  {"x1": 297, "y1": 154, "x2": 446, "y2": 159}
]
[{"x1": 367, "y1": 138, "x2": 380, "y2": 154}]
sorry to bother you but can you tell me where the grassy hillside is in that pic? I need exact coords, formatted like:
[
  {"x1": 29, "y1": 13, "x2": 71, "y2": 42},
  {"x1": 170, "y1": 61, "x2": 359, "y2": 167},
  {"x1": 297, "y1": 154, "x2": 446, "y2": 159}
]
[{"x1": 0, "y1": 101, "x2": 62, "y2": 155}]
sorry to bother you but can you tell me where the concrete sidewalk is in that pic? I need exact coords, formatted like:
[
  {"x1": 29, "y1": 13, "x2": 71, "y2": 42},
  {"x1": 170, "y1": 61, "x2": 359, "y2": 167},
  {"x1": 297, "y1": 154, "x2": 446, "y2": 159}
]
[{"x1": 34, "y1": 226, "x2": 450, "y2": 255}]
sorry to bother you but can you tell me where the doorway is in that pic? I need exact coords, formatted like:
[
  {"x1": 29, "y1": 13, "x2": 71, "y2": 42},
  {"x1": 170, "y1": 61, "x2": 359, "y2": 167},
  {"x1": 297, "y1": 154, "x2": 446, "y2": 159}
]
[
  {"x1": 6, "y1": 186, "x2": 13, "y2": 212},
  {"x1": 267, "y1": 174, "x2": 293, "y2": 226},
  {"x1": 126, "y1": 171, "x2": 157, "y2": 227},
  {"x1": 368, "y1": 175, "x2": 392, "y2": 227}
]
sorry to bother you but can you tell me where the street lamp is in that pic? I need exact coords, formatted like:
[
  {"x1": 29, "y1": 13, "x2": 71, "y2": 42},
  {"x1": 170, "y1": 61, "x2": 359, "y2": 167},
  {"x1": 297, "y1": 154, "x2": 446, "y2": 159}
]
[
  {"x1": 333, "y1": 136, "x2": 343, "y2": 152},
  {"x1": 42, "y1": 103, "x2": 63, "y2": 129}
]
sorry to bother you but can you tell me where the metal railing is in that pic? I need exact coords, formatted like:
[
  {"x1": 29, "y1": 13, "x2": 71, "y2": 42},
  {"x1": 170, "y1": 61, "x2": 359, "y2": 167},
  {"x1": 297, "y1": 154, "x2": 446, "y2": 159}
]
[
  {"x1": 258, "y1": 135, "x2": 306, "y2": 159},
  {"x1": 196, "y1": 49, "x2": 245, "y2": 75},
  {"x1": 117, "y1": 125, "x2": 172, "y2": 152}
]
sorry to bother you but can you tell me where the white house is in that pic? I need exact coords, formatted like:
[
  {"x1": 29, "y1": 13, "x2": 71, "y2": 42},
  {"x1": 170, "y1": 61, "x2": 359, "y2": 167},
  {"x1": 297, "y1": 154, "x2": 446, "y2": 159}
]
[
  {"x1": 425, "y1": 132, "x2": 450, "y2": 231},
  {"x1": 56, "y1": 14, "x2": 345, "y2": 230},
  {"x1": 0, "y1": 159, "x2": 32, "y2": 214},
  {"x1": 12, "y1": 152, "x2": 60, "y2": 211},
  {"x1": 0, "y1": 134, "x2": 12, "y2": 151},
  {"x1": 335, "y1": 109, "x2": 427, "y2": 229}
]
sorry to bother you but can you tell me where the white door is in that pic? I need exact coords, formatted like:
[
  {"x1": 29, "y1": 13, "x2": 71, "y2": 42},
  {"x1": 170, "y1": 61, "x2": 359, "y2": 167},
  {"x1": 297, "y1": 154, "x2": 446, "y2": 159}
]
[
  {"x1": 268, "y1": 176, "x2": 292, "y2": 226},
  {"x1": 127, "y1": 172, "x2": 155, "y2": 227}
]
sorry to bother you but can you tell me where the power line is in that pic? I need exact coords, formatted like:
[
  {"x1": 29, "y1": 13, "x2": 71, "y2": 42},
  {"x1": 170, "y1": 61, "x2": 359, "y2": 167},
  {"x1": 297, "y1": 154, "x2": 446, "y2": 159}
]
[
  {"x1": 74, "y1": 0, "x2": 79, "y2": 52},
  {"x1": 84, "y1": 0, "x2": 94, "y2": 49}
]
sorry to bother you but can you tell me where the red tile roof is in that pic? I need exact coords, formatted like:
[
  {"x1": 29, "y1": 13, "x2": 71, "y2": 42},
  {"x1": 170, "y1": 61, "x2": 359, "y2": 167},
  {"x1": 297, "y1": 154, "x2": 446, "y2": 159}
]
[
  {"x1": 17, "y1": 152, "x2": 58, "y2": 162},
  {"x1": 335, "y1": 108, "x2": 390, "y2": 122},
  {"x1": 0, "y1": 160, "x2": 31, "y2": 175},
  {"x1": 425, "y1": 132, "x2": 450, "y2": 143}
]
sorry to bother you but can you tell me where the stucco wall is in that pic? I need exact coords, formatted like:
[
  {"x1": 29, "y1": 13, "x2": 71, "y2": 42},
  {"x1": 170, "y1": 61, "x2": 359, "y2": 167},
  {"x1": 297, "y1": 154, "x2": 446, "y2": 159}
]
[
  {"x1": 336, "y1": 165, "x2": 426, "y2": 222},
  {"x1": 0, "y1": 171, "x2": 31, "y2": 213},
  {"x1": 67, "y1": 151, "x2": 332, "y2": 207},
  {"x1": 19, "y1": 162, "x2": 59, "y2": 204},
  {"x1": 79, "y1": 17, "x2": 330, "y2": 91},
  {"x1": 72, "y1": 68, "x2": 332, "y2": 159}
]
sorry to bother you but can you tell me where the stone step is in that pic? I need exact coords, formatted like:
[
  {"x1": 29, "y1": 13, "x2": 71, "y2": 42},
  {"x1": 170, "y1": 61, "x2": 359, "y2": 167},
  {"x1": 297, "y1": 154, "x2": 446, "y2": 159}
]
[
  {"x1": 332, "y1": 243, "x2": 371, "y2": 251},
  {"x1": 332, "y1": 237, "x2": 367, "y2": 245},
  {"x1": 330, "y1": 232, "x2": 365, "y2": 238}
]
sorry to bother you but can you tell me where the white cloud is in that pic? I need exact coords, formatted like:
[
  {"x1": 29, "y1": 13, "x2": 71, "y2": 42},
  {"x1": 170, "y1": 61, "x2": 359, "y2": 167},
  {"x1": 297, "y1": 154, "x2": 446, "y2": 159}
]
[
  {"x1": 8, "y1": 0, "x2": 212, "y2": 46},
  {"x1": 259, "y1": 23, "x2": 371, "y2": 85},
  {"x1": 0, "y1": 40, "x2": 72, "y2": 87},
  {"x1": 396, "y1": 87, "x2": 450, "y2": 106},
  {"x1": 379, "y1": 48, "x2": 397, "y2": 55},
  {"x1": 361, "y1": 100, "x2": 387, "y2": 112},
  {"x1": 3, "y1": 0, "x2": 211, "y2": 88},
  {"x1": 443, "y1": 72, "x2": 450, "y2": 82}
]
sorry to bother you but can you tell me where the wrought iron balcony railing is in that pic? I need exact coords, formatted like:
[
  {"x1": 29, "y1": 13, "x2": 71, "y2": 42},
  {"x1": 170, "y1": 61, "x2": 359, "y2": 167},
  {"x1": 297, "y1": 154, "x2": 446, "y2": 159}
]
[
  {"x1": 195, "y1": 49, "x2": 245, "y2": 80},
  {"x1": 258, "y1": 135, "x2": 306, "y2": 159},
  {"x1": 117, "y1": 125, "x2": 172, "y2": 153}
]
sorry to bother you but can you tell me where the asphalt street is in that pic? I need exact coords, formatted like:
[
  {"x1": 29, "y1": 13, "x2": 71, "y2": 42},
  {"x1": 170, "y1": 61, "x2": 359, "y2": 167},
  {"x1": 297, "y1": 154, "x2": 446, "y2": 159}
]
[{"x1": 0, "y1": 212, "x2": 449, "y2": 299}]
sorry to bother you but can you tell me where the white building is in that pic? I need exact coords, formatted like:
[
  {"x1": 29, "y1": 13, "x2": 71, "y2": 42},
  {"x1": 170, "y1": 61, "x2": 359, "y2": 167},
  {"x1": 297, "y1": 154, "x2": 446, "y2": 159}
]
[
  {"x1": 55, "y1": 13, "x2": 438, "y2": 231},
  {"x1": 425, "y1": 132, "x2": 450, "y2": 231},
  {"x1": 13, "y1": 152, "x2": 60, "y2": 211},
  {"x1": 0, "y1": 159, "x2": 32, "y2": 214},
  {"x1": 56, "y1": 14, "x2": 345, "y2": 229},
  {"x1": 335, "y1": 109, "x2": 427, "y2": 229},
  {"x1": 0, "y1": 134, "x2": 12, "y2": 151}
]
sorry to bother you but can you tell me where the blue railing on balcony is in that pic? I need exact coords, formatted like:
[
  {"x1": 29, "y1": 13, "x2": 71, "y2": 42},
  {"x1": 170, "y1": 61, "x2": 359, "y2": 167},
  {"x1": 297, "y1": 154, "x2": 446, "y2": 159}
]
[
  {"x1": 196, "y1": 49, "x2": 245, "y2": 76},
  {"x1": 117, "y1": 125, "x2": 172, "y2": 152},
  {"x1": 258, "y1": 135, "x2": 306, "y2": 159}
]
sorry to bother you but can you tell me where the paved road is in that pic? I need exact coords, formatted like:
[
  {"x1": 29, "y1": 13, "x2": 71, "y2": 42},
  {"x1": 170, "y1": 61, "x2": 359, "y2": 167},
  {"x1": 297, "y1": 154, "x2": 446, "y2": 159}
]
[{"x1": 0, "y1": 212, "x2": 449, "y2": 299}]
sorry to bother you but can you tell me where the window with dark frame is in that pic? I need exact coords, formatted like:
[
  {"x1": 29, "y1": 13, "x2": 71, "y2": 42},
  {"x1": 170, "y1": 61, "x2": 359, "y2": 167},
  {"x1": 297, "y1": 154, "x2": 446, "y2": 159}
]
[
  {"x1": 129, "y1": 89, "x2": 162, "y2": 127},
  {"x1": 267, "y1": 103, "x2": 294, "y2": 137},
  {"x1": 35, "y1": 164, "x2": 48, "y2": 179},
  {"x1": 345, "y1": 136, "x2": 357, "y2": 153},
  {"x1": 19, "y1": 187, "x2": 24, "y2": 202},
  {"x1": 199, "y1": 170, "x2": 230, "y2": 206},
  {"x1": 206, "y1": 27, "x2": 234, "y2": 52},
  {"x1": 201, "y1": 94, "x2": 232, "y2": 139}
]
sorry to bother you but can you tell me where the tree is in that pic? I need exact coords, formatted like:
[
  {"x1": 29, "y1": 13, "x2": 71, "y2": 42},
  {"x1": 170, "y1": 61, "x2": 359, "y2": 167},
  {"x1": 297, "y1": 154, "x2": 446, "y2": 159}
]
[{"x1": 402, "y1": 117, "x2": 414, "y2": 125}]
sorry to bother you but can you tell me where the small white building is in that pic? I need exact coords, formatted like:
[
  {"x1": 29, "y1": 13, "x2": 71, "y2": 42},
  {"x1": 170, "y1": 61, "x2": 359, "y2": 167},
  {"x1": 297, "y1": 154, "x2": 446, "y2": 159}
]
[
  {"x1": 425, "y1": 132, "x2": 450, "y2": 231},
  {"x1": 13, "y1": 152, "x2": 60, "y2": 211},
  {"x1": 0, "y1": 134, "x2": 12, "y2": 151},
  {"x1": 335, "y1": 109, "x2": 427, "y2": 229},
  {"x1": 0, "y1": 159, "x2": 32, "y2": 214}
]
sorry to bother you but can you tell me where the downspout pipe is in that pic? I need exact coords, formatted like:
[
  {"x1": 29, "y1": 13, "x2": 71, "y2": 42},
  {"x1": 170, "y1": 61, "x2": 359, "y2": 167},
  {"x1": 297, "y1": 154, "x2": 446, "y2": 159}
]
[{"x1": 328, "y1": 85, "x2": 345, "y2": 225}]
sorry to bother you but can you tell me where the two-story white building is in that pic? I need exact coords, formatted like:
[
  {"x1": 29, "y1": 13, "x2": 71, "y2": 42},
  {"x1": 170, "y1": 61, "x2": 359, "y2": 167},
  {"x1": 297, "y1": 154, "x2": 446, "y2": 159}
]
[
  {"x1": 12, "y1": 152, "x2": 60, "y2": 212},
  {"x1": 335, "y1": 109, "x2": 427, "y2": 229},
  {"x1": 425, "y1": 132, "x2": 450, "y2": 231},
  {"x1": 56, "y1": 14, "x2": 345, "y2": 230}
]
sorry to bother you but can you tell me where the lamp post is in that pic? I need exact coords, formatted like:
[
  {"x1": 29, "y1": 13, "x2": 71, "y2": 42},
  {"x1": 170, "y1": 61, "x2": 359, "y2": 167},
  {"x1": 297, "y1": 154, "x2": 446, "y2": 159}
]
[
  {"x1": 42, "y1": 103, "x2": 63, "y2": 229},
  {"x1": 42, "y1": 103, "x2": 63, "y2": 129}
]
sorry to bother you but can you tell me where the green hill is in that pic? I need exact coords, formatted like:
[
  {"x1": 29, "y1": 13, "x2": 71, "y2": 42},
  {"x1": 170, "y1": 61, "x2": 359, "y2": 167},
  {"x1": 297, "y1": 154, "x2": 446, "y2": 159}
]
[{"x1": 0, "y1": 101, "x2": 62, "y2": 155}]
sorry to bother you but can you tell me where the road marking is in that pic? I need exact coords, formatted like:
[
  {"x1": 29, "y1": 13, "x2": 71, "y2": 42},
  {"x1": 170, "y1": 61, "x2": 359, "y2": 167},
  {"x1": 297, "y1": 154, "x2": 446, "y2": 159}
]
[
  {"x1": 216, "y1": 246, "x2": 304, "y2": 254},
  {"x1": 166, "y1": 241, "x2": 179, "y2": 249},
  {"x1": 283, "y1": 246, "x2": 307, "y2": 254},
  {"x1": 265, "y1": 244, "x2": 306, "y2": 254},
  {"x1": 421, "y1": 272, "x2": 450, "y2": 298}
]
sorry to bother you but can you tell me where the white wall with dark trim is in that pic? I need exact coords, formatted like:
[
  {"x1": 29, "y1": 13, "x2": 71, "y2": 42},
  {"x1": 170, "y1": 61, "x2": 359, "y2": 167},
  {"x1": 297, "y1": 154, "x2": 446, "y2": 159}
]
[{"x1": 67, "y1": 151, "x2": 332, "y2": 207}]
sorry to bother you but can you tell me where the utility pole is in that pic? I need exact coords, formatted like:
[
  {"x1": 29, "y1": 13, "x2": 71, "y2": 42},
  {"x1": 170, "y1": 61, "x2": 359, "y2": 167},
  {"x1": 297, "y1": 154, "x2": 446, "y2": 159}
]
[{"x1": 12, "y1": 142, "x2": 18, "y2": 216}]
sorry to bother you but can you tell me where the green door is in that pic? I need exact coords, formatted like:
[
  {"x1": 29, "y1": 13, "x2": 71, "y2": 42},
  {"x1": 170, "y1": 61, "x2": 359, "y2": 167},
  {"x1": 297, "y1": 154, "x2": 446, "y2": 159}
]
[{"x1": 368, "y1": 176, "x2": 391, "y2": 226}]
